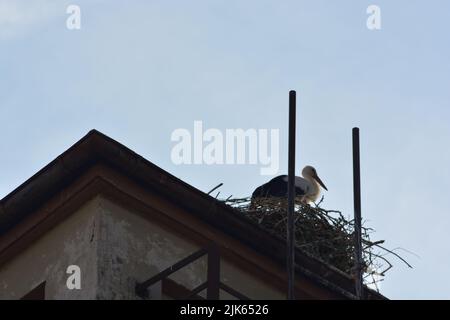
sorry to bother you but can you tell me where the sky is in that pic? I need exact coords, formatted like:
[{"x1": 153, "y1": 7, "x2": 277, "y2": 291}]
[{"x1": 1, "y1": 0, "x2": 450, "y2": 299}]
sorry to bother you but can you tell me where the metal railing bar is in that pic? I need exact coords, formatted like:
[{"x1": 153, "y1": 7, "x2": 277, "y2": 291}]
[
  {"x1": 184, "y1": 282, "x2": 208, "y2": 299},
  {"x1": 219, "y1": 283, "x2": 251, "y2": 300},
  {"x1": 136, "y1": 247, "x2": 209, "y2": 295}
]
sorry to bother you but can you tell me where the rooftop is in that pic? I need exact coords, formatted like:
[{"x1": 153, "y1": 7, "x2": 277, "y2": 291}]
[{"x1": 0, "y1": 130, "x2": 386, "y2": 299}]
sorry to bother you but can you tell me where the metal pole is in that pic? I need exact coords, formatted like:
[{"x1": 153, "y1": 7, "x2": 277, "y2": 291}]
[
  {"x1": 352, "y1": 127, "x2": 364, "y2": 299},
  {"x1": 287, "y1": 90, "x2": 296, "y2": 300},
  {"x1": 207, "y1": 243, "x2": 220, "y2": 300}
]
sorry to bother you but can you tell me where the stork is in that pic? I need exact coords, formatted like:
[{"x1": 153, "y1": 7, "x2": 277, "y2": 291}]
[{"x1": 251, "y1": 165, "x2": 328, "y2": 205}]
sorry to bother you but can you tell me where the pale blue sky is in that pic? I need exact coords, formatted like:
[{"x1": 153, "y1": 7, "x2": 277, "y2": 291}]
[{"x1": 1, "y1": 0, "x2": 450, "y2": 299}]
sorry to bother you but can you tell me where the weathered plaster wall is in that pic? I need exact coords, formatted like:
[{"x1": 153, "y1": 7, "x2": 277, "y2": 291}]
[
  {"x1": 221, "y1": 262, "x2": 285, "y2": 299},
  {"x1": 0, "y1": 197, "x2": 100, "y2": 299},
  {"x1": 95, "y1": 196, "x2": 206, "y2": 299},
  {"x1": 96, "y1": 196, "x2": 284, "y2": 300},
  {"x1": 0, "y1": 195, "x2": 285, "y2": 300}
]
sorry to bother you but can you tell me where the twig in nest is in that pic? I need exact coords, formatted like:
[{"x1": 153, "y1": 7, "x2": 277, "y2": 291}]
[{"x1": 207, "y1": 183, "x2": 223, "y2": 195}]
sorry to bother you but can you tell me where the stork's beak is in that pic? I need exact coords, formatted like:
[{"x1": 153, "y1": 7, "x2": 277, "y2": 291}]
[{"x1": 314, "y1": 174, "x2": 328, "y2": 191}]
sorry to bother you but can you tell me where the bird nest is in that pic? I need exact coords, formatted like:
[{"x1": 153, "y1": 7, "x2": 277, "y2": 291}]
[{"x1": 222, "y1": 196, "x2": 411, "y2": 290}]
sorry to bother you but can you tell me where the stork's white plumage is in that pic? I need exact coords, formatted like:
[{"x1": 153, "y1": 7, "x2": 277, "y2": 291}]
[{"x1": 251, "y1": 165, "x2": 328, "y2": 204}]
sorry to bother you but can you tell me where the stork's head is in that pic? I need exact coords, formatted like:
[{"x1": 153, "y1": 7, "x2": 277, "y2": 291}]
[{"x1": 302, "y1": 166, "x2": 328, "y2": 191}]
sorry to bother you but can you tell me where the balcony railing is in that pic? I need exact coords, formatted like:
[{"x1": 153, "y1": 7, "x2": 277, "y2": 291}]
[{"x1": 135, "y1": 243, "x2": 250, "y2": 300}]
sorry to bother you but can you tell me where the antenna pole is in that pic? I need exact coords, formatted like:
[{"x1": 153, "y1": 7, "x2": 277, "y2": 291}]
[
  {"x1": 352, "y1": 127, "x2": 364, "y2": 299},
  {"x1": 287, "y1": 90, "x2": 296, "y2": 300}
]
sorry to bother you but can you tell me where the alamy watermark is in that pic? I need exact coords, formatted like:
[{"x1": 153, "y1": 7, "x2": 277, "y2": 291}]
[
  {"x1": 64, "y1": 5, "x2": 380, "y2": 31},
  {"x1": 66, "y1": 265, "x2": 81, "y2": 290},
  {"x1": 63, "y1": 5, "x2": 380, "y2": 32},
  {"x1": 171, "y1": 121, "x2": 280, "y2": 176},
  {"x1": 66, "y1": 5, "x2": 81, "y2": 30},
  {"x1": 367, "y1": 5, "x2": 381, "y2": 30}
]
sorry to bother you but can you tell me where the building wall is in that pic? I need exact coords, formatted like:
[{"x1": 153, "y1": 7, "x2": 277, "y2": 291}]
[
  {"x1": 0, "y1": 197, "x2": 99, "y2": 299},
  {"x1": 95, "y1": 195, "x2": 206, "y2": 299},
  {"x1": 95, "y1": 196, "x2": 285, "y2": 299},
  {"x1": 0, "y1": 195, "x2": 285, "y2": 299}
]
